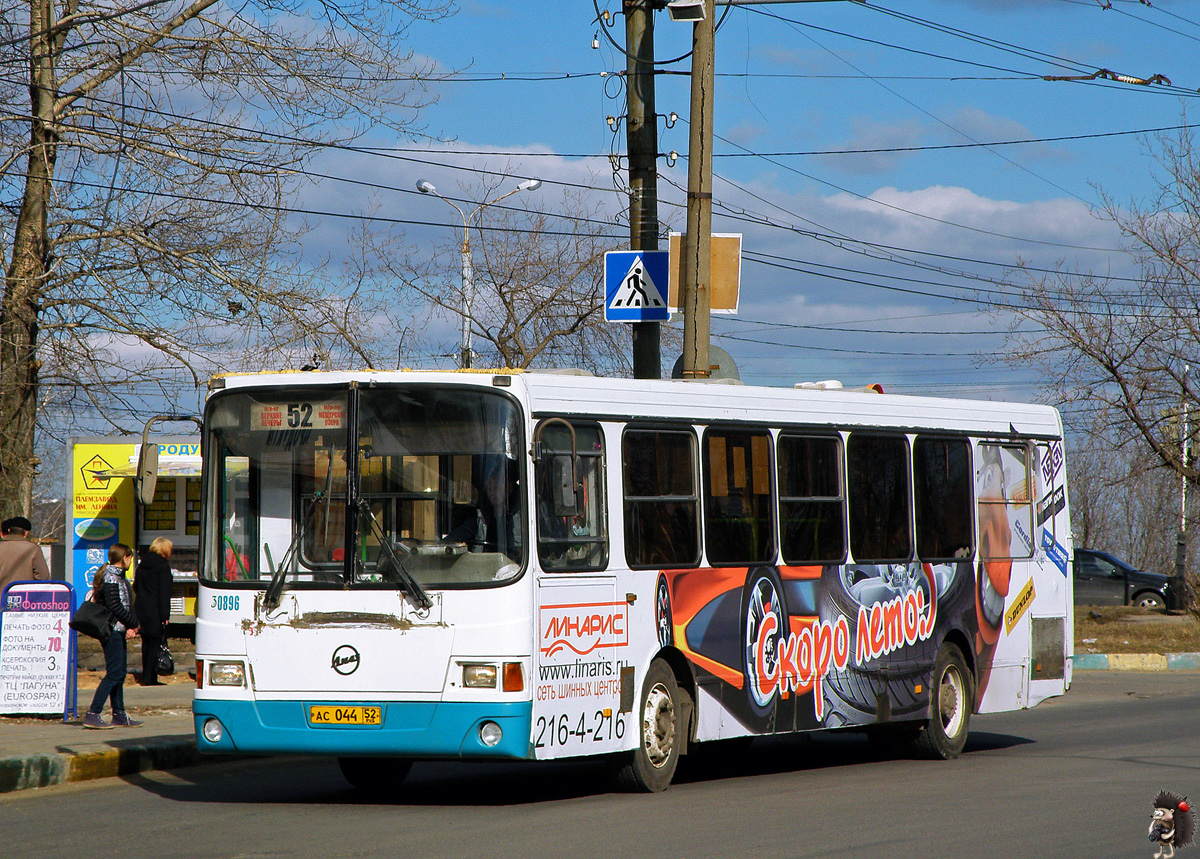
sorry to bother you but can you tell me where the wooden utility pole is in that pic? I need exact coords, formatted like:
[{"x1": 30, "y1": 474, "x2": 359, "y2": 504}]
[
  {"x1": 679, "y1": 0, "x2": 714, "y2": 379},
  {"x1": 625, "y1": 0, "x2": 662, "y2": 379}
]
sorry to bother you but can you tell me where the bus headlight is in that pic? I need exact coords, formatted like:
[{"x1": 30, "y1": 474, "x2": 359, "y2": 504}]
[
  {"x1": 202, "y1": 718, "x2": 225, "y2": 744},
  {"x1": 462, "y1": 663, "x2": 497, "y2": 688},
  {"x1": 209, "y1": 661, "x2": 246, "y2": 687},
  {"x1": 479, "y1": 721, "x2": 503, "y2": 747}
]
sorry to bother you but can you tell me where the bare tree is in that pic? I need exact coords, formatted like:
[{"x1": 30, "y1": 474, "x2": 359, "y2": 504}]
[
  {"x1": 375, "y1": 182, "x2": 659, "y2": 376},
  {"x1": 1002, "y1": 126, "x2": 1200, "y2": 485},
  {"x1": 1000, "y1": 126, "x2": 1200, "y2": 602},
  {"x1": 0, "y1": 0, "x2": 451, "y2": 517},
  {"x1": 1066, "y1": 412, "x2": 1193, "y2": 576}
]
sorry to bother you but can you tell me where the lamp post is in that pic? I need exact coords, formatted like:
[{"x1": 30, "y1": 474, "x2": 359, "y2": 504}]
[{"x1": 416, "y1": 178, "x2": 541, "y2": 369}]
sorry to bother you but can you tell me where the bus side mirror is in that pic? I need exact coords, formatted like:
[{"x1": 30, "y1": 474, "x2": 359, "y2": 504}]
[
  {"x1": 551, "y1": 456, "x2": 578, "y2": 515},
  {"x1": 137, "y1": 443, "x2": 160, "y2": 506}
]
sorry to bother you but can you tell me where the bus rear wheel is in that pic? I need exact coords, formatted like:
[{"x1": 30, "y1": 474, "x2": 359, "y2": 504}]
[
  {"x1": 613, "y1": 658, "x2": 682, "y2": 792},
  {"x1": 911, "y1": 643, "x2": 972, "y2": 760},
  {"x1": 337, "y1": 756, "x2": 412, "y2": 793}
]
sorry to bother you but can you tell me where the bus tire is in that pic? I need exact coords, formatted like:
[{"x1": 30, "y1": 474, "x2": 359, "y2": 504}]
[
  {"x1": 910, "y1": 643, "x2": 972, "y2": 760},
  {"x1": 613, "y1": 658, "x2": 681, "y2": 792},
  {"x1": 337, "y1": 756, "x2": 413, "y2": 793}
]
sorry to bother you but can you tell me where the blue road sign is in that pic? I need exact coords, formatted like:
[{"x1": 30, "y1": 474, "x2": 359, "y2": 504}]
[{"x1": 605, "y1": 250, "x2": 670, "y2": 322}]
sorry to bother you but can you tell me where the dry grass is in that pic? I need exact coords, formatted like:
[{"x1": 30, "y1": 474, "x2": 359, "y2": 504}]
[{"x1": 1075, "y1": 606, "x2": 1200, "y2": 654}]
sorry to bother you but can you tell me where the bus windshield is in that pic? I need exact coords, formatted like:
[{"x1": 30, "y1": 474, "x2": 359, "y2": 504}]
[{"x1": 203, "y1": 384, "x2": 525, "y2": 590}]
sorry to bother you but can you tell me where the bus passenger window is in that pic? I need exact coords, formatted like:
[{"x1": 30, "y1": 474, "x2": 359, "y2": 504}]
[
  {"x1": 623, "y1": 430, "x2": 700, "y2": 569},
  {"x1": 914, "y1": 437, "x2": 973, "y2": 562},
  {"x1": 978, "y1": 442, "x2": 1035, "y2": 561},
  {"x1": 847, "y1": 434, "x2": 911, "y2": 563},
  {"x1": 704, "y1": 429, "x2": 775, "y2": 565},
  {"x1": 535, "y1": 421, "x2": 608, "y2": 572},
  {"x1": 777, "y1": 434, "x2": 845, "y2": 564}
]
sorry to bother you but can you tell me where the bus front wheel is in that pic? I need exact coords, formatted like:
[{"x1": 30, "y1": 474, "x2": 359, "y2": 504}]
[
  {"x1": 612, "y1": 658, "x2": 682, "y2": 792},
  {"x1": 911, "y1": 643, "x2": 973, "y2": 760},
  {"x1": 337, "y1": 756, "x2": 412, "y2": 793}
]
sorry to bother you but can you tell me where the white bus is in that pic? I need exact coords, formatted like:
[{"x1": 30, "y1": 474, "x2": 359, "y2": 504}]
[{"x1": 191, "y1": 369, "x2": 1073, "y2": 792}]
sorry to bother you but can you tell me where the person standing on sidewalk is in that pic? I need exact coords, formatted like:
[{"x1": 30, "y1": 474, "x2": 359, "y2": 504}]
[
  {"x1": 135, "y1": 538, "x2": 173, "y2": 686},
  {"x1": 0, "y1": 516, "x2": 50, "y2": 593},
  {"x1": 84, "y1": 544, "x2": 144, "y2": 730}
]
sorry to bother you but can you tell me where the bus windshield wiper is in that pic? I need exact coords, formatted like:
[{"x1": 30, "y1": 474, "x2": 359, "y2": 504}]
[
  {"x1": 358, "y1": 499, "x2": 433, "y2": 611},
  {"x1": 263, "y1": 494, "x2": 321, "y2": 613},
  {"x1": 264, "y1": 457, "x2": 335, "y2": 613}
]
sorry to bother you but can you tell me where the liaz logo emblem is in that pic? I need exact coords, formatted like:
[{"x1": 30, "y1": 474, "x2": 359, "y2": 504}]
[{"x1": 331, "y1": 645, "x2": 360, "y2": 675}]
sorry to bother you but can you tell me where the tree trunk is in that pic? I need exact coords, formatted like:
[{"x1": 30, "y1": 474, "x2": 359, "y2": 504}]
[{"x1": 0, "y1": 0, "x2": 56, "y2": 518}]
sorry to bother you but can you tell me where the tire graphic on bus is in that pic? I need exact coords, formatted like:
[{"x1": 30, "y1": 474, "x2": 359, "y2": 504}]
[
  {"x1": 816, "y1": 560, "x2": 971, "y2": 728},
  {"x1": 742, "y1": 567, "x2": 788, "y2": 721},
  {"x1": 655, "y1": 574, "x2": 673, "y2": 648}
]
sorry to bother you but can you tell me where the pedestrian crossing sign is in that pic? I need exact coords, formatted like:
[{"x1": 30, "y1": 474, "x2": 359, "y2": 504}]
[{"x1": 604, "y1": 250, "x2": 670, "y2": 322}]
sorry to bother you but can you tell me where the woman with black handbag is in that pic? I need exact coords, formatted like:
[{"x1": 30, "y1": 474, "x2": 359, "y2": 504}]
[{"x1": 135, "y1": 537, "x2": 173, "y2": 686}]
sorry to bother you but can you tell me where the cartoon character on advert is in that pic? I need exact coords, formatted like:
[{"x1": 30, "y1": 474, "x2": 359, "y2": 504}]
[
  {"x1": 974, "y1": 444, "x2": 1013, "y2": 700},
  {"x1": 1150, "y1": 791, "x2": 1196, "y2": 858}
]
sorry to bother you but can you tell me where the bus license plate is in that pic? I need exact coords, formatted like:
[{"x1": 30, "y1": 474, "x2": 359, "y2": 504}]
[{"x1": 309, "y1": 705, "x2": 382, "y2": 726}]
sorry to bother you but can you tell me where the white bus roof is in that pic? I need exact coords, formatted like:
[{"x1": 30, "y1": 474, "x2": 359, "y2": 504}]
[{"x1": 212, "y1": 370, "x2": 1064, "y2": 439}]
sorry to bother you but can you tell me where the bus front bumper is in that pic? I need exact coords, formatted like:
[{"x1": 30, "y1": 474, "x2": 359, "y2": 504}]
[{"x1": 193, "y1": 699, "x2": 533, "y2": 760}]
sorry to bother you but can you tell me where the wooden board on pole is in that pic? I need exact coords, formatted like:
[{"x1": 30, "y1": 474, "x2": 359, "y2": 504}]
[{"x1": 667, "y1": 233, "x2": 741, "y2": 314}]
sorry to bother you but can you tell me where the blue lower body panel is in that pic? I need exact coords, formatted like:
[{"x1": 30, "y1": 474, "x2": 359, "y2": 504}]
[{"x1": 193, "y1": 699, "x2": 533, "y2": 760}]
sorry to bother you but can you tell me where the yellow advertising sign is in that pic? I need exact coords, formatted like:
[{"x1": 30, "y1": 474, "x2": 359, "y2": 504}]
[
  {"x1": 72, "y1": 442, "x2": 135, "y2": 526},
  {"x1": 1003, "y1": 577, "x2": 1036, "y2": 635}
]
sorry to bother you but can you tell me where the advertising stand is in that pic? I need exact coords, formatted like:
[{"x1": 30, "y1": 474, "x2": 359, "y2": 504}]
[{"x1": 0, "y1": 581, "x2": 77, "y2": 720}]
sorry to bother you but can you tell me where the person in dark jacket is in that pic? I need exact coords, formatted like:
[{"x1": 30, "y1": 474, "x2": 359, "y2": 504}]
[
  {"x1": 135, "y1": 538, "x2": 174, "y2": 686},
  {"x1": 83, "y1": 543, "x2": 143, "y2": 730}
]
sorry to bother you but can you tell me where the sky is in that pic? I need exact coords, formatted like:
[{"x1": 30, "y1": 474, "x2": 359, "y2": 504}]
[{"x1": 300, "y1": 0, "x2": 1200, "y2": 403}]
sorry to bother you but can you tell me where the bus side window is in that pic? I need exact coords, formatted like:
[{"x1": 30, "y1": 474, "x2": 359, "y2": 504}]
[
  {"x1": 778, "y1": 434, "x2": 846, "y2": 564},
  {"x1": 623, "y1": 429, "x2": 701, "y2": 569},
  {"x1": 978, "y1": 442, "x2": 1035, "y2": 561},
  {"x1": 704, "y1": 428, "x2": 775, "y2": 564},
  {"x1": 847, "y1": 433, "x2": 911, "y2": 563},
  {"x1": 535, "y1": 421, "x2": 608, "y2": 572},
  {"x1": 913, "y1": 436, "x2": 973, "y2": 562}
]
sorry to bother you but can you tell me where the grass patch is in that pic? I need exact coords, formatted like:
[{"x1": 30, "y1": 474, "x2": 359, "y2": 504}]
[{"x1": 1075, "y1": 606, "x2": 1200, "y2": 654}]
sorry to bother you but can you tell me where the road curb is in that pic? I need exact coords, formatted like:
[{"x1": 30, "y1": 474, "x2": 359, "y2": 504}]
[
  {"x1": 0, "y1": 753, "x2": 69, "y2": 793},
  {"x1": 0, "y1": 738, "x2": 199, "y2": 794},
  {"x1": 1073, "y1": 652, "x2": 1200, "y2": 670}
]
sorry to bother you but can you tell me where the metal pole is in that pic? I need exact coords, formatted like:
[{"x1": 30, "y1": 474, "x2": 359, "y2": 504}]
[
  {"x1": 460, "y1": 230, "x2": 474, "y2": 369},
  {"x1": 416, "y1": 179, "x2": 539, "y2": 370},
  {"x1": 680, "y1": 0, "x2": 714, "y2": 379},
  {"x1": 626, "y1": 0, "x2": 662, "y2": 379},
  {"x1": 1177, "y1": 364, "x2": 1190, "y2": 609}
]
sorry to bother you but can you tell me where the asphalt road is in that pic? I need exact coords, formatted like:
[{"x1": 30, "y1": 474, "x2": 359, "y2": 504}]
[{"x1": 4, "y1": 672, "x2": 1197, "y2": 859}]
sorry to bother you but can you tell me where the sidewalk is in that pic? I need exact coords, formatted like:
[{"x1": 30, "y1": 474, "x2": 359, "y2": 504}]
[
  {"x1": 0, "y1": 677, "x2": 198, "y2": 793},
  {"x1": 1, "y1": 639, "x2": 203, "y2": 794}
]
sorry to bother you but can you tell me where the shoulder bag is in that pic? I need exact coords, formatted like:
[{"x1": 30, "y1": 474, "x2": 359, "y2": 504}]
[{"x1": 69, "y1": 598, "x2": 112, "y2": 644}]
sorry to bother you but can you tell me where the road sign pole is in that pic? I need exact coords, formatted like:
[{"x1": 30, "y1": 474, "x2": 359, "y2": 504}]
[{"x1": 626, "y1": 0, "x2": 661, "y2": 379}]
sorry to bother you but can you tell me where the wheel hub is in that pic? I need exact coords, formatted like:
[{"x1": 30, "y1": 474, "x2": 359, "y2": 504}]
[
  {"x1": 939, "y1": 667, "x2": 965, "y2": 736},
  {"x1": 642, "y1": 682, "x2": 676, "y2": 768}
]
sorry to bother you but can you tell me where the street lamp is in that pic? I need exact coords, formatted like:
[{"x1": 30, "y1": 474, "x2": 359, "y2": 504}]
[{"x1": 416, "y1": 178, "x2": 542, "y2": 369}]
